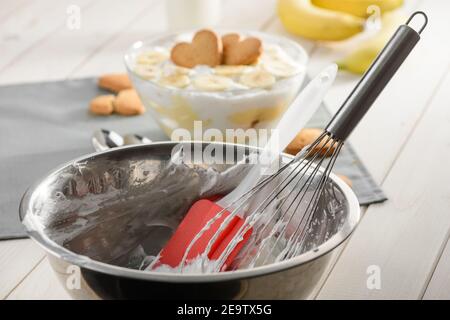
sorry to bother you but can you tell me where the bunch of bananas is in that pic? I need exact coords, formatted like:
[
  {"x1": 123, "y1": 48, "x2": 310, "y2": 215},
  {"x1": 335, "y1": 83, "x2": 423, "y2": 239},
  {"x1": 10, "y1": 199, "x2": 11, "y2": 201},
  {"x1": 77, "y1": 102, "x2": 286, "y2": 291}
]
[{"x1": 277, "y1": 0, "x2": 404, "y2": 73}]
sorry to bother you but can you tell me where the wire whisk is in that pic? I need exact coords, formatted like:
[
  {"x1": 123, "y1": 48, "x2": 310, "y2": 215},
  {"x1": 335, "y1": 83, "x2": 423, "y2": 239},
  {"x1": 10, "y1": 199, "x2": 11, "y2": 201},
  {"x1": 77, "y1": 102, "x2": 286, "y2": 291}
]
[{"x1": 179, "y1": 11, "x2": 428, "y2": 273}]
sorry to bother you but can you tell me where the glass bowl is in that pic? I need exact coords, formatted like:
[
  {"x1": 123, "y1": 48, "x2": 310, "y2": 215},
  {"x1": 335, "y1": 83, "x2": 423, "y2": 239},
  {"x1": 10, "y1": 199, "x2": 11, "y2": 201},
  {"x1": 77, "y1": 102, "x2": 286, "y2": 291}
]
[{"x1": 124, "y1": 30, "x2": 308, "y2": 141}]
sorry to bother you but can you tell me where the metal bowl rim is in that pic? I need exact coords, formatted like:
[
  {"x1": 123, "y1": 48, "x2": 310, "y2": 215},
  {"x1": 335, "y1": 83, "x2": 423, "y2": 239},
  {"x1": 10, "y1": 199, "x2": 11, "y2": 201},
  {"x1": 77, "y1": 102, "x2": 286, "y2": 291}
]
[{"x1": 19, "y1": 141, "x2": 360, "y2": 283}]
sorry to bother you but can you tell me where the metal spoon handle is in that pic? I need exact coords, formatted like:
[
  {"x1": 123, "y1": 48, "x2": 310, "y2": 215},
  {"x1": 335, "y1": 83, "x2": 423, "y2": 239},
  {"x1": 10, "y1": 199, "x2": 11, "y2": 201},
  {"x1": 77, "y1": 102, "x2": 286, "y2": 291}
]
[{"x1": 326, "y1": 11, "x2": 428, "y2": 141}]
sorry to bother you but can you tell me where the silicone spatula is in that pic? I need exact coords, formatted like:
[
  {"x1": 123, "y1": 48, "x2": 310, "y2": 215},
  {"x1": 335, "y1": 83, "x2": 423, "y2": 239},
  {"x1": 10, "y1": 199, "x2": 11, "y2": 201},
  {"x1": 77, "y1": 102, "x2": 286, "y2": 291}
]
[
  {"x1": 156, "y1": 65, "x2": 338, "y2": 271},
  {"x1": 154, "y1": 199, "x2": 252, "y2": 271}
]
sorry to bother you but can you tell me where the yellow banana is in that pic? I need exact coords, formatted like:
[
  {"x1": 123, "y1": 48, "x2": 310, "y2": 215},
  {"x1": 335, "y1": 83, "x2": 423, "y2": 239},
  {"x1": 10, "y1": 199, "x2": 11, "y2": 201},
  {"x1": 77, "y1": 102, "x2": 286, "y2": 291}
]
[
  {"x1": 311, "y1": 0, "x2": 404, "y2": 18},
  {"x1": 337, "y1": 11, "x2": 405, "y2": 74},
  {"x1": 277, "y1": 0, "x2": 365, "y2": 41}
]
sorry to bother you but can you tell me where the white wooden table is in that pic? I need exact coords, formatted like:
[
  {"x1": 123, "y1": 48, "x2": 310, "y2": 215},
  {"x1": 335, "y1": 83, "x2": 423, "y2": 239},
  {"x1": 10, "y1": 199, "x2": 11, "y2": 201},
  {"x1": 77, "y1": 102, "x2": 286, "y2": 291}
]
[{"x1": 1, "y1": 0, "x2": 449, "y2": 300}]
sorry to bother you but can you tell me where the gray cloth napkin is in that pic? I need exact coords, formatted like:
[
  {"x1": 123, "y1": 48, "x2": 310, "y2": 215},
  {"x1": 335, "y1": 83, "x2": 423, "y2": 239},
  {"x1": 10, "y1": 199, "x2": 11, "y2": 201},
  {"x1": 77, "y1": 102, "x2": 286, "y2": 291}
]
[{"x1": 0, "y1": 77, "x2": 386, "y2": 240}]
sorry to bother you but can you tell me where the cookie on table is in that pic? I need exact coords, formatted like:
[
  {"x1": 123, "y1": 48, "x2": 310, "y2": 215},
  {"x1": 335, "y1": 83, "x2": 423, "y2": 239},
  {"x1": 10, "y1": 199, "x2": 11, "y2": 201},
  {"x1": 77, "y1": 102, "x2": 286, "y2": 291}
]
[
  {"x1": 114, "y1": 89, "x2": 145, "y2": 116},
  {"x1": 285, "y1": 128, "x2": 336, "y2": 156},
  {"x1": 98, "y1": 73, "x2": 133, "y2": 93},
  {"x1": 89, "y1": 95, "x2": 115, "y2": 115}
]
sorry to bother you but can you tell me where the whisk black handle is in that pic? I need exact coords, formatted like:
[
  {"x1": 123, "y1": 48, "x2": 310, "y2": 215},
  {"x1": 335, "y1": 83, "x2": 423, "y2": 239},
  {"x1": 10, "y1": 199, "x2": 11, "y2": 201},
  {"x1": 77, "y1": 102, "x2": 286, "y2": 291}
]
[{"x1": 326, "y1": 11, "x2": 428, "y2": 141}]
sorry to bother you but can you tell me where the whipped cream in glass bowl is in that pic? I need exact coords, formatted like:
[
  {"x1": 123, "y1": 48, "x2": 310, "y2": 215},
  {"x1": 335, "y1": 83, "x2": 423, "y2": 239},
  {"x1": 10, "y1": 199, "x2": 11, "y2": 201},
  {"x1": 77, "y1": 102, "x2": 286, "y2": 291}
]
[{"x1": 124, "y1": 30, "x2": 308, "y2": 141}]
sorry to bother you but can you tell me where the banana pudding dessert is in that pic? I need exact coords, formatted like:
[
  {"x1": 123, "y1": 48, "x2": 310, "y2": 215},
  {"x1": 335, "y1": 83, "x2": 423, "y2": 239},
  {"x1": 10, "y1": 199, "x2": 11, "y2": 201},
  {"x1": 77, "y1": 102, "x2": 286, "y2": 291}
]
[{"x1": 125, "y1": 29, "x2": 308, "y2": 140}]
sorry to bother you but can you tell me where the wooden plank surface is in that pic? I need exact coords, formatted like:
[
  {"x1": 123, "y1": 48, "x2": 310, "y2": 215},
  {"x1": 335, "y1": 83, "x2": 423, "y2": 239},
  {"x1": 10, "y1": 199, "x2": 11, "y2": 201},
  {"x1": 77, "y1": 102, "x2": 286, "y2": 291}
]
[
  {"x1": 318, "y1": 64, "x2": 450, "y2": 299},
  {"x1": 0, "y1": 0, "x2": 95, "y2": 73},
  {"x1": 424, "y1": 236, "x2": 450, "y2": 299},
  {"x1": 0, "y1": 0, "x2": 160, "y2": 85},
  {"x1": 0, "y1": 0, "x2": 30, "y2": 22},
  {"x1": 0, "y1": 239, "x2": 44, "y2": 299},
  {"x1": 71, "y1": 1, "x2": 167, "y2": 77},
  {"x1": 316, "y1": 0, "x2": 450, "y2": 299},
  {"x1": 6, "y1": 259, "x2": 71, "y2": 300}
]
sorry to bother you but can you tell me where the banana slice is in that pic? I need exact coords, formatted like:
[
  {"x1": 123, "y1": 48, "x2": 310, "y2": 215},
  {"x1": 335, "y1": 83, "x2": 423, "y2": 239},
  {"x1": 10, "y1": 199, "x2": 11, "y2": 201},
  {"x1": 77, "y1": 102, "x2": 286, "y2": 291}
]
[
  {"x1": 214, "y1": 65, "x2": 249, "y2": 77},
  {"x1": 134, "y1": 64, "x2": 160, "y2": 80},
  {"x1": 162, "y1": 65, "x2": 192, "y2": 77},
  {"x1": 171, "y1": 66, "x2": 192, "y2": 75},
  {"x1": 239, "y1": 70, "x2": 276, "y2": 89},
  {"x1": 263, "y1": 60, "x2": 302, "y2": 78},
  {"x1": 159, "y1": 74, "x2": 191, "y2": 88},
  {"x1": 136, "y1": 50, "x2": 169, "y2": 65},
  {"x1": 193, "y1": 75, "x2": 234, "y2": 91}
]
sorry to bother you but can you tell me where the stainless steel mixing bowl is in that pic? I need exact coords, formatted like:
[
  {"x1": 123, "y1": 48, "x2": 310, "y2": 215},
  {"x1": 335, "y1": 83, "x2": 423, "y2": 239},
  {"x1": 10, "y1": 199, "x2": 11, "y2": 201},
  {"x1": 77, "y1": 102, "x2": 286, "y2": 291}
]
[{"x1": 19, "y1": 141, "x2": 360, "y2": 299}]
